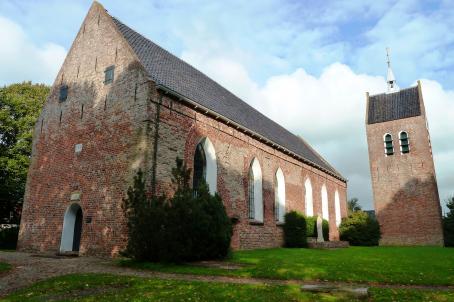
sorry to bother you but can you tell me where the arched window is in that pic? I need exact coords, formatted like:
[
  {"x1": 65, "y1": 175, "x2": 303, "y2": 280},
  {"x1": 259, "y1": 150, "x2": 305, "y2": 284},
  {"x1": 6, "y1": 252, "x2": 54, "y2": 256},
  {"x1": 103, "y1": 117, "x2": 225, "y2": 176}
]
[
  {"x1": 305, "y1": 178, "x2": 314, "y2": 217},
  {"x1": 384, "y1": 133, "x2": 394, "y2": 156},
  {"x1": 335, "y1": 190, "x2": 341, "y2": 227},
  {"x1": 275, "y1": 168, "x2": 286, "y2": 223},
  {"x1": 248, "y1": 158, "x2": 263, "y2": 222},
  {"x1": 321, "y1": 184, "x2": 329, "y2": 221},
  {"x1": 193, "y1": 137, "x2": 217, "y2": 194},
  {"x1": 399, "y1": 131, "x2": 410, "y2": 154}
]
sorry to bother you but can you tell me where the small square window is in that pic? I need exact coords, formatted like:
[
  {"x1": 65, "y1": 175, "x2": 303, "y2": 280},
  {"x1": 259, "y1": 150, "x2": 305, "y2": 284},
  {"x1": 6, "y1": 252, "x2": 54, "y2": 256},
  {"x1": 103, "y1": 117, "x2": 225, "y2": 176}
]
[
  {"x1": 59, "y1": 85, "x2": 68, "y2": 102},
  {"x1": 104, "y1": 65, "x2": 115, "y2": 84}
]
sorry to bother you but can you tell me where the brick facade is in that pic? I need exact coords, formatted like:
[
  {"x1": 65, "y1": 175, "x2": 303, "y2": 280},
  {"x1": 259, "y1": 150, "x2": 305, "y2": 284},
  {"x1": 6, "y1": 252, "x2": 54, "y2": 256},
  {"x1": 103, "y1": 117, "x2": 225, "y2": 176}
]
[
  {"x1": 366, "y1": 82, "x2": 444, "y2": 246},
  {"x1": 18, "y1": 2, "x2": 347, "y2": 256}
]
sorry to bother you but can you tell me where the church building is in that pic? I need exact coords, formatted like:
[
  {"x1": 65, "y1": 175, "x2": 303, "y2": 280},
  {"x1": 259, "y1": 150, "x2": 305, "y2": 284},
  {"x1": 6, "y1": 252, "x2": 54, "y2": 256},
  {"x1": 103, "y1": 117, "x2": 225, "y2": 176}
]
[
  {"x1": 365, "y1": 50, "x2": 444, "y2": 246},
  {"x1": 18, "y1": 2, "x2": 347, "y2": 256}
]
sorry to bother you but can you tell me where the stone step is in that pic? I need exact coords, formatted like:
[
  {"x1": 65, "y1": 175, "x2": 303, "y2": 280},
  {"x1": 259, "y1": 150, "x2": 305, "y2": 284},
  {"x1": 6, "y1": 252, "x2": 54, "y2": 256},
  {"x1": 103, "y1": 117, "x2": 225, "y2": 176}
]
[{"x1": 301, "y1": 284, "x2": 369, "y2": 298}]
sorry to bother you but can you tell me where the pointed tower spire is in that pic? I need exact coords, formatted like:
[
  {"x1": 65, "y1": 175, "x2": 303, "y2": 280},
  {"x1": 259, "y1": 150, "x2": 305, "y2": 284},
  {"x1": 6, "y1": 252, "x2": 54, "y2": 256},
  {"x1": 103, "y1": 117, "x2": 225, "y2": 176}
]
[{"x1": 386, "y1": 47, "x2": 399, "y2": 93}]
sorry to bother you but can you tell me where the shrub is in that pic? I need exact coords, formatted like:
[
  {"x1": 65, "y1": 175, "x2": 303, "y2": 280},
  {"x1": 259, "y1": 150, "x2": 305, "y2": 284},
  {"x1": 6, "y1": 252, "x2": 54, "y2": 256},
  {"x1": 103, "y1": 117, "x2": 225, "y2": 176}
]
[
  {"x1": 339, "y1": 211, "x2": 380, "y2": 246},
  {"x1": 443, "y1": 197, "x2": 454, "y2": 247},
  {"x1": 0, "y1": 225, "x2": 19, "y2": 249},
  {"x1": 283, "y1": 211, "x2": 307, "y2": 247},
  {"x1": 305, "y1": 216, "x2": 329, "y2": 241},
  {"x1": 123, "y1": 158, "x2": 232, "y2": 262}
]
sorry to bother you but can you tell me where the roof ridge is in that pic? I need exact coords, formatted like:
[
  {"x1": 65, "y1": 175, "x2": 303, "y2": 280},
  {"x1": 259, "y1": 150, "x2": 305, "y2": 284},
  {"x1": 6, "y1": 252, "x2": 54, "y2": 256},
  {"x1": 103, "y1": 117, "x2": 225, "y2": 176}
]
[{"x1": 369, "y1": 85, "x2": 418, "y2": 98}]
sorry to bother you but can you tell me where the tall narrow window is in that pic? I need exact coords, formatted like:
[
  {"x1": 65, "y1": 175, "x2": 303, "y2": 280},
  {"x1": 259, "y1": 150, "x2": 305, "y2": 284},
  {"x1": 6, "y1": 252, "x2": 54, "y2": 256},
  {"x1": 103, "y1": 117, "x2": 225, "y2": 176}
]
[
  {"x1": 248, "y1": 158, "x2": 263, "y2": 222},
  {"x1": 193, "y1": 143, "x2": 206, "y2": 194},
  {"x1": 192, "y1": 137, "x2": 217, "y2": 195},
  {"x1": 399, "y1": 131, "x2": 410, "y2": 154},
  {"x1": 305, "y1": 178, "x2": 313, "y2": 217},
  {"x1": 384, "y1": 133, "x2": 394, "y2": 156},
  {"x1": 104, "y1": 65, "x2": 115, "y2": 84},
  {"x1": 274, "y1": 168, "x2": 286, "y2": 223}
]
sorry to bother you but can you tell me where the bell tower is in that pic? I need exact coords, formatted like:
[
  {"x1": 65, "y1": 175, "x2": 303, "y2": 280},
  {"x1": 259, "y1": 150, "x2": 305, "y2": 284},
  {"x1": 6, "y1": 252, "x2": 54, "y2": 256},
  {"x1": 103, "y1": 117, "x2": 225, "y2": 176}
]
[{"x1": 365, "y1": 49, "x2": 443, "y2": 246}]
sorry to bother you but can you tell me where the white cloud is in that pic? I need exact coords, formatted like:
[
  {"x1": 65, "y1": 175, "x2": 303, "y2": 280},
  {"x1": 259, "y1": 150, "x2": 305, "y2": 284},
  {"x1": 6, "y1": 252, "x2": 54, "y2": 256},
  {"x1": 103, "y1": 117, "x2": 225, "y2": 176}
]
[
  {"x1": 0, "y1": 16, "x2": 66, "y2": 85},
  {"x1": 183, "y1": 52, "x2": 454, "y2": 211}
]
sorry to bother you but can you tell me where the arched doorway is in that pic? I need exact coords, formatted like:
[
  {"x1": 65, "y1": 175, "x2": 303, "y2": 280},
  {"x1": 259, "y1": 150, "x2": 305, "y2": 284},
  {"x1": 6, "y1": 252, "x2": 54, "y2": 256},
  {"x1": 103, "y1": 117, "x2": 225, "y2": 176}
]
[{"x1": 60, "y1": 203, "x2": 83, "y2": 253}]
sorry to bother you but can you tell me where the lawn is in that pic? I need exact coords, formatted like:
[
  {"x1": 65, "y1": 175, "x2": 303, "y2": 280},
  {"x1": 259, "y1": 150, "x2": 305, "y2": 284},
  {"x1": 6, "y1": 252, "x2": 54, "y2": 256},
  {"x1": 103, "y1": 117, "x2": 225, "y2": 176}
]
[
  {"x1": 2, "y1": 273, "x2": 358, "y2": 302},
  {"x1": 120, "y1": 246, "x2": 454, "y2": 285},
  {"x1": 3, "y1": 273, "x2": 454, "y2": 302}
]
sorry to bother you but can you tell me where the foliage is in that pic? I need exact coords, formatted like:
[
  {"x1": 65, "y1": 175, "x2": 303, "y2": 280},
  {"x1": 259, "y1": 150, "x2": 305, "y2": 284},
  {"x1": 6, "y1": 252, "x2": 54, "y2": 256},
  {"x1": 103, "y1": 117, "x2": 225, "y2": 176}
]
[
  {"x1": 123, "y1": 158, "x2": 232, "y2": 262},
  {"x1": 121, "y1": 246, "x2": 454, "y2": 286},
  {"x1": 3, "y1": 273, "x2": 360, "y2": 302},
  {"x1": 339, "y1": 211, "x2": 380, "y2": 246},
  {"x1": 347, "y1": 198, "x2": 362, "y2": 215},
  {"x1": 283, "y1": 211, "x2": 307, "y2": 247},
  {"x1": 443, "y1": 196, "x2": 454, "y2": 247},
  {"x1": 0, "y1": 82, "x2": 49, "y2": 224},
  {"x1": 305, "y1": 216, "x2": 329, "y2": 241},
  {"x1": 0, "y1": 225, "x2": 19, "y2": 249},
  {"x1": 0, "y1": 262, "x2": 11, "y2": 272}
]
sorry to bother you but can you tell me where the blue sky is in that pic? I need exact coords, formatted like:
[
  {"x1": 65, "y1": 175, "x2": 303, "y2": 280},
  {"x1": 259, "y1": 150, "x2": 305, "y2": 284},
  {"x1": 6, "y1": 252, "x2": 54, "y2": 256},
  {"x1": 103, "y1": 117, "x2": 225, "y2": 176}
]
[{"x1": 1, "y1": 0, "x2": 453, "y2": 211}]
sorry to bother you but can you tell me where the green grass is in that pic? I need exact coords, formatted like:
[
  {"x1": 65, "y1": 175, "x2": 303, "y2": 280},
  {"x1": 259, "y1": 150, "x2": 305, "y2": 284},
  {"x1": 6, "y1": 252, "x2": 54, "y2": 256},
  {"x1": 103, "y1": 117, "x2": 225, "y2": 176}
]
[
  {"x1": 1, "y1": 273, "x2": 358, "y2": 302},
  {"x1": 4, "y1": 273, "x2": 454, "y2": 302},
  {"x1": 0, "y1": 262, "x2": 11, "y2": 273},
  {"x1": 370, "y1": 288, "x2": 454, "y2": 302},
  {"x1": 120, "y1": 246, "x2": 454, "y2": 285}
]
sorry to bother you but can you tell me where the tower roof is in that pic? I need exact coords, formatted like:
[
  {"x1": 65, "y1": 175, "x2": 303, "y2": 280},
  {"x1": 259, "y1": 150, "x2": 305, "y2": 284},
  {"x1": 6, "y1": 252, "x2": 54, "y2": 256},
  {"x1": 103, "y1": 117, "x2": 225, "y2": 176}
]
[
  {"x1": 367, "y1": 86, "x2": 421, "y2": 124},
  {"x1": 386, "y1": 48, "x2": 399, "y2": 93},
  {"x1": 109, "y1": 14, "x2": 345, "y2": 181}
]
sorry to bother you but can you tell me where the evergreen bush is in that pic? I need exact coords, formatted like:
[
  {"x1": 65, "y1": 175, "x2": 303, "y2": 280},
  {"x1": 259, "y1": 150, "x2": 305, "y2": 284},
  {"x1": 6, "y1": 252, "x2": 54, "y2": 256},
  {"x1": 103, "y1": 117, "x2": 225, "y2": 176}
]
[
  {"x1": 123, "y1": 158, "x2": 232, "y2": 262},
  {"x1": 339, "y1": 211, "x2": 380, "y2": 246},
  {"x1": 283, "y1": 211, "x2": 307, "y2": 247}
]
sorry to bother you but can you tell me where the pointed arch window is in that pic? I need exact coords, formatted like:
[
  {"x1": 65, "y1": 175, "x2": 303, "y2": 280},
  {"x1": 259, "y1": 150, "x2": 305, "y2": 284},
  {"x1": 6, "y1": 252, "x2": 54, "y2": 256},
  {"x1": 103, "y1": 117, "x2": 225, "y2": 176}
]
[
  {"x1": 248, "y1": 158, "x2": 263, "y2": 222},
  {"x1": 384, "y1": 133, "x2": 394, "y2": 156},
  {"x1": 399, "y1": 131, "x2": 410, "y2": 154},
  {"x1": 193, "y1": 137, "x2": 217, "y2": 195},
  {"x1": 274, "y1": 168, "x2": 286, "y2": 223},
  {"x1": 305, "y1": 178, "x2": 314, "y2": 217}
]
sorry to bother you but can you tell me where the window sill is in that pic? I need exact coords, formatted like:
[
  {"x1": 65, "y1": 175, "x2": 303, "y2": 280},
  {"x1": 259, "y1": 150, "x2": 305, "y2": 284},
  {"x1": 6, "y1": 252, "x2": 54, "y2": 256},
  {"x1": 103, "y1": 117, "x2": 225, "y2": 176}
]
[
  {"x1": 249, "y1": 219, "x2": 264, "y2": 226},
  {"x1": 276, "y1": 221, "x2": 285, "y2": 226}
]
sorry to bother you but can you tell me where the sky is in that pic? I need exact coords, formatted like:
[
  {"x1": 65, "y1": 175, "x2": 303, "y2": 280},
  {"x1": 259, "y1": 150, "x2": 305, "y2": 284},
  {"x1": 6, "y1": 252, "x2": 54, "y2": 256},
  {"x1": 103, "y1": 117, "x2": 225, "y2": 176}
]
[{"x1": 1, "y1": 0, "x2": 453, "y2": 211}]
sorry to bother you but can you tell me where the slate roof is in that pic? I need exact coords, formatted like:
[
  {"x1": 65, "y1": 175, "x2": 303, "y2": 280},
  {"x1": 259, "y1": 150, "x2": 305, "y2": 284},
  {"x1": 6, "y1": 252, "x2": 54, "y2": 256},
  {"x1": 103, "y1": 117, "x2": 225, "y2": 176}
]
[
  {"x1": 367, "y1": 86, "x2": 421, "y2": 124},
  {"x1": 111, "y1": 16, "x2": 344, "y2": 180}
]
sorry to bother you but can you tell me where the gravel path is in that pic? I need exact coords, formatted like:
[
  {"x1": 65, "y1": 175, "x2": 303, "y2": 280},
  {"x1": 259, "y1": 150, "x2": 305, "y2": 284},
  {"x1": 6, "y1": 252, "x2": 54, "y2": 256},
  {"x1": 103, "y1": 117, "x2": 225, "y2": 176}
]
[{"x1": 1, "y1": 251, "x2": 454, "y2": 298}]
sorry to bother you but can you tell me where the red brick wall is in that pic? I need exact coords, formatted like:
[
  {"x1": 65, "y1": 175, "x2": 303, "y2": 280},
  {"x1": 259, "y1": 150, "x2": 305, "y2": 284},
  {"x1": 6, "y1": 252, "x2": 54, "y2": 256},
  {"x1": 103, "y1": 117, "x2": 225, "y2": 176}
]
[
  {"x1": 366, "y1": 86, "x2": 443, "y2": 246},
  {"x1": 18, "y1": 2, "x2": 348, "y2": 256},
  {"x1": 152, "y1": 89, "x2": 347, "y2": 249},
  {"x1": 17, "y1": 3, "x2": 154, "y2": 256}
]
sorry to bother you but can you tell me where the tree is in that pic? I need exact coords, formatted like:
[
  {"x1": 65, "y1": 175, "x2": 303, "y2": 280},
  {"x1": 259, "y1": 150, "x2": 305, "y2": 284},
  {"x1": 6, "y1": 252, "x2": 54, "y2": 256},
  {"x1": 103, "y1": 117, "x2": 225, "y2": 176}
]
[
  {"x1": 123, "y1": 158, "x2": 232, "y2": 262},
  {"x1": 443, "y1": 196, "x2": 454, "y2": 247},
  {"x1": 0, "y1": 82, "x2": 49, "y2": 224},
  {"x1": 339, "y1": 211, "x2": 380, "y2": 246},
  {"x1": 347, "y1": 198, "x2": 362, "y2": 215}
]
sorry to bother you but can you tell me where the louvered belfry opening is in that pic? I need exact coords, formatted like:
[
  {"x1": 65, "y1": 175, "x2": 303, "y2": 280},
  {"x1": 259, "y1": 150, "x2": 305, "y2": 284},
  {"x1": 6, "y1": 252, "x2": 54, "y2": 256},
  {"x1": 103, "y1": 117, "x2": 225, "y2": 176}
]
[
  {"x1": 400, "y1": 131, "x2": 410, "y2": 153},
  {"x1": 384, "y1": 134, "x2": 394, "y2": 156}
]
